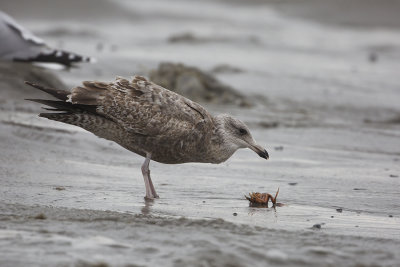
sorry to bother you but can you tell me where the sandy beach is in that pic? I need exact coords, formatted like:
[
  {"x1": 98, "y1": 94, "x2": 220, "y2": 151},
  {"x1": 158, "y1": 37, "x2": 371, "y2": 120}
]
[{"x1": 1, "y1": 0, "x2": 400, "y2": 266}]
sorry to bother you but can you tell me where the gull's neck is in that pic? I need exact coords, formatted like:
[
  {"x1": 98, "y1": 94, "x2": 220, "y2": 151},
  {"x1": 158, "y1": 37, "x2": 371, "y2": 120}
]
[{"x1": 205, "y1": 115, "x2": 239, "y2": 163}]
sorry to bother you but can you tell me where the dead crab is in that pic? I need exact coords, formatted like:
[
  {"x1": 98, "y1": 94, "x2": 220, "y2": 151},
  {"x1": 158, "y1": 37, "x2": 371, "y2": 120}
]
[{"x1": 245, "y1": 188, "x2": 280, "y2": 207}]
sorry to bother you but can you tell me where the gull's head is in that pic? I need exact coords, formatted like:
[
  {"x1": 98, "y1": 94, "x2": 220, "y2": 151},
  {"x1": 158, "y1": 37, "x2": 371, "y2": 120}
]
[{"x1": 216, "y1": 114, "x2": 269, "y2": 160}]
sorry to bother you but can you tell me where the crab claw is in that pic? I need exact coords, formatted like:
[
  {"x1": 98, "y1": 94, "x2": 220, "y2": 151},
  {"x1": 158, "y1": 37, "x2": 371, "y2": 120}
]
[{"x1": 271, "y1": 188, "x2": 280, "y2": 205}]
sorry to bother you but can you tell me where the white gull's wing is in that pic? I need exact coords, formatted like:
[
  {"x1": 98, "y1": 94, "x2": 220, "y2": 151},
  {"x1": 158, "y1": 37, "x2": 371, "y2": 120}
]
[
  {"x1": 0, "y1": 10, "x2": 44, "y2": 45},
  {"x1": 0, "y1": 10, "x2": 93, "y2": 66},
  {"x1": 0, "y1": 10, "x2": 46, "y2": 60}
]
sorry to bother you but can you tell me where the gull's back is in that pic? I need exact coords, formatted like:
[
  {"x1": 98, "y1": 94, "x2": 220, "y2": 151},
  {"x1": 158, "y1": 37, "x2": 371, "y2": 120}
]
[{"x1": 27, "y1": 76, "x2": 216, "y2": 164}]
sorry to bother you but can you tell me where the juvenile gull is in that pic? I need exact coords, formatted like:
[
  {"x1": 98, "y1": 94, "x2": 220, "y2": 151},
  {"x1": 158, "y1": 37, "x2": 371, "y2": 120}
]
[
  {"x1": 26, "y1": 76, "x2": 269, "y2": 199},
  {"x1": 0, "y1": 10, "x2": 93, "y2": 67}
]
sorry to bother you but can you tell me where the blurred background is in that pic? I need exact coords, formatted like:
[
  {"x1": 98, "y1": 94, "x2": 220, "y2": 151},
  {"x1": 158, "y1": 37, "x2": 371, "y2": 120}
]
[
  {"x1": 1, "y1": 0, "x2": 399, "y2": 266},
  {"x1": 2, "y1": 0, "x2": 400, "y2": 123}
]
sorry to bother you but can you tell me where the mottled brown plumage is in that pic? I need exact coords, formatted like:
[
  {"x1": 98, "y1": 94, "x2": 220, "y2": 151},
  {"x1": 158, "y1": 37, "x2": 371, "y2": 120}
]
[{"x1": 26, "y1": 76, "x2": 269, "y2": 199}]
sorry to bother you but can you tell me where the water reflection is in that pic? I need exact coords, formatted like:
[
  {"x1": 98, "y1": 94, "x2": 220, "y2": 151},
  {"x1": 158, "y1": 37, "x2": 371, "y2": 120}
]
[
  {"x1": 141, "y1": 198, "x2": 155, "y2": 215},
  {"x1": 247, "y1": 206, "x2": 278, "y2": 222}
]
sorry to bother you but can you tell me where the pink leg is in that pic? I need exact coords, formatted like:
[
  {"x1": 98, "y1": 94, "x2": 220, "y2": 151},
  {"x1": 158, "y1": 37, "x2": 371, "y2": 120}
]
[{"x1": 141, "y1": 153, "x2": 159, "y2": 199}]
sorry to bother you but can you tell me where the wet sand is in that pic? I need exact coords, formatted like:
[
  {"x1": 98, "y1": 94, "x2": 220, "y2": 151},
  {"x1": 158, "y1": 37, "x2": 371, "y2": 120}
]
[{"x1": 1, "y1": 0, "x2": 400, "y2": 266}]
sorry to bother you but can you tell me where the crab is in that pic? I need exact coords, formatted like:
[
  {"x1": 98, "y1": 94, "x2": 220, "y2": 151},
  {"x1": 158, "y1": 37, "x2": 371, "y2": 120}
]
[{"x1": 245, "y1": 188, "x2": 279, "y2": 207}]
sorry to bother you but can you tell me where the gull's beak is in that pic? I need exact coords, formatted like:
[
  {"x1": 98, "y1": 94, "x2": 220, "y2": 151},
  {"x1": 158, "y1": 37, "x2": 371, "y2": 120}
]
[{"x1": 248, "y1": 143, "x2": 269, "y2": 160}]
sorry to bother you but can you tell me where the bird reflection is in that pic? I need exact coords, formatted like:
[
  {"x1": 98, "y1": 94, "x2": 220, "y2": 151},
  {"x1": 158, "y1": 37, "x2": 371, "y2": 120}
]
[{"x1": 141, "y1": 198, "x2": 155, "y2": 215}]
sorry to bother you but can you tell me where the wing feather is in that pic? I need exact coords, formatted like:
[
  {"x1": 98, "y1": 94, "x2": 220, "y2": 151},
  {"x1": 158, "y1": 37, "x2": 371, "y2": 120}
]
[{"x1": 69, "y1": 76, "x2": 214, "y2": 140}]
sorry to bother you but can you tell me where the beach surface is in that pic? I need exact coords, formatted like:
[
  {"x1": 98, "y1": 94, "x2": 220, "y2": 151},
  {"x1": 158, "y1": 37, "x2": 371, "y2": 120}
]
[{"x1": 1, "y1": 0, "x2": 400, "y2": 266}]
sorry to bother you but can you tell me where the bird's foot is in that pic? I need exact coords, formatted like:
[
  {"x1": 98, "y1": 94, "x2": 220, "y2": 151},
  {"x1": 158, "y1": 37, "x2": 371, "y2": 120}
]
[{"x1": 144, "y1": 194, "x2": 159, "y2": 200}]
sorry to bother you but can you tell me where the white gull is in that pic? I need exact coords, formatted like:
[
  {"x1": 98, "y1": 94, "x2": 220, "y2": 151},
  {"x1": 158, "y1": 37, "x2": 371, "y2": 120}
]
[{"x1": 0, "y1": 10, "x2": 93, "y2": 67}]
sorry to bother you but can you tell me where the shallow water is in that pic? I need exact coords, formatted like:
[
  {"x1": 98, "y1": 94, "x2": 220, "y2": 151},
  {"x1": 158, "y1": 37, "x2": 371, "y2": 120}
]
[{"x1": 1, "y1": 0, "x2": 400, "y2": 266}]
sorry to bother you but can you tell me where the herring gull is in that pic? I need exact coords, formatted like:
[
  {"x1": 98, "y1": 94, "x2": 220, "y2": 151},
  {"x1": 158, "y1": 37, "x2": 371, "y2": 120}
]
[
  {"x1": 0, "y1": 10, "x2": 93, "y2": 66},
  {"x1": 26, "y1": 76, "x2": 269, "y2": 199}
]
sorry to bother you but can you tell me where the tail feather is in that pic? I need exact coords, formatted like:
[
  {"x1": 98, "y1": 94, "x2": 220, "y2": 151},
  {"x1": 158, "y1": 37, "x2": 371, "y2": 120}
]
[
  {"x1": 38, "y1": 112, "x2": 122, "y2": 142},
  {"x1": 39, "y1": 112, "x2": 73, "y2": 122},
  {"x1": 25, "y1": 81, "x2": 123, "y2": 142},
  {"x1": 26, "y1": 98, "x2": 98, "y2": 114},
  {"x1": 24, "y1": 81, "x2": 70, "y2": 101},
  {"x1": 25, "y1": 81, "x2": 109, "y2": 130},
  {"x1": 42, "y1": 107, "x2": 67, "y2": 111},
  {"x1": 26, "y1": 99, "x2": 72, "y2": 110},
  {"x1": 38, "y1": 112, "x2": 88, "y2": 127}
]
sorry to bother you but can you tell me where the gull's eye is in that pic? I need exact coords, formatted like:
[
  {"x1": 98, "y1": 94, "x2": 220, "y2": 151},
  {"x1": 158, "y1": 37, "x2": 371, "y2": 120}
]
[{"x1": 239, "y1": 128, "x2": 247, "y2": 135}]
